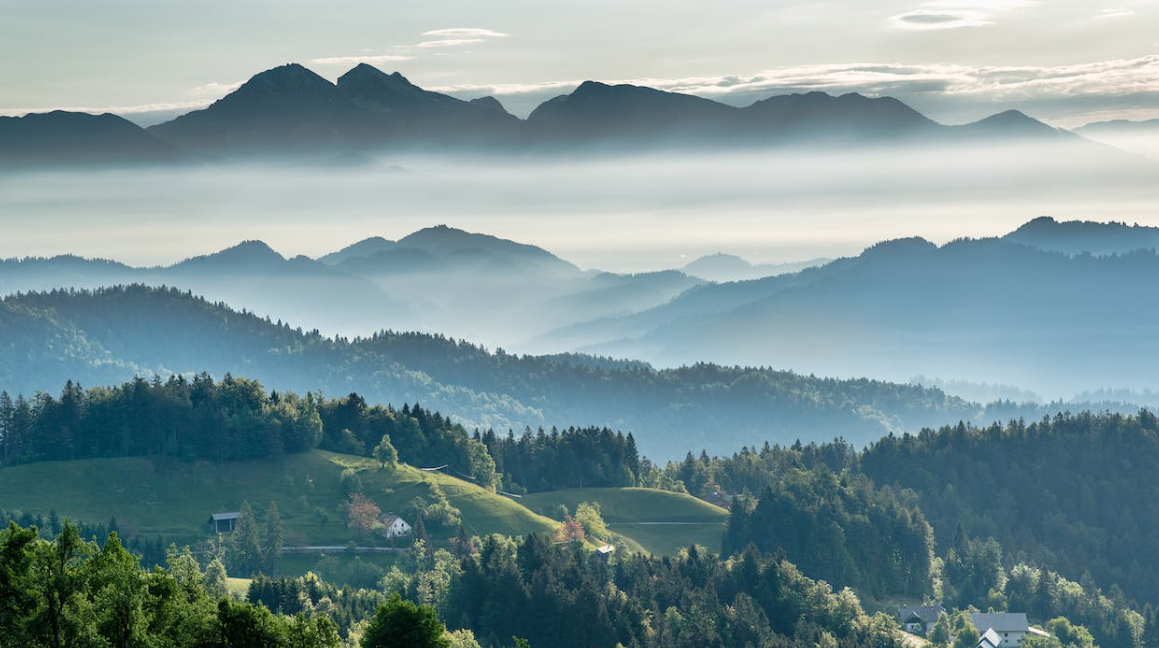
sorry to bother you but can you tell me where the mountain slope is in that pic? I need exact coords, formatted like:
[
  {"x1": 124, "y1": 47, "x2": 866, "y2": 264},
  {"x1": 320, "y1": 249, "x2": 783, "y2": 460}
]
[
  {"x1": 0, "y1": 450, "x2": 557, "y2": 546},
  {"x1": 577, "y1": 236, "x2": 1159, "y2": 396},
  {"x1": 0, "y1": 111, "x2": 179, "y2": 165},
  {"x1": 1004, "y1": 216, "x2": 1159, "y2": 256},
  {"x1": 0, "y1": 285, "x2": 1009, "y2": 457},
  {"x1": 149, "y1": 63, "x2": 360, "y2": 152}
]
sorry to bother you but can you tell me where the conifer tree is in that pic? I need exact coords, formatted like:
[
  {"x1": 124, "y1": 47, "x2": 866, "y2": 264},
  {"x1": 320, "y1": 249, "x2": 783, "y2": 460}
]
[
  {"x1": 230, "y1": 500, "x2": 262, "y2": 575},
  {"x1": 262, "y1": 500, "x2": 283, "y2": 575}
]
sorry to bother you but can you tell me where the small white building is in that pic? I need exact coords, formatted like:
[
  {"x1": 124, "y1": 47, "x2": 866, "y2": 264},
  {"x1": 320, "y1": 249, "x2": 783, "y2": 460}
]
[
  {"x1": 378, "y1": 512, "x2": 412, "y2": 538},
  {"x1": 899, "y1": 604, "x2": 945, "y2": 635},
  {"x1": 970, "y1": 613, "x2": 1049, "y2": 648}
]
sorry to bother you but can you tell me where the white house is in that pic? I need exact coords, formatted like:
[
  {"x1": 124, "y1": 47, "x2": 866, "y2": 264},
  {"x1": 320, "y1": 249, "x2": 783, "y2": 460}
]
[
  {"x1": 378, "y1": 513, "x2": 412, "y2": 538},
  {"x1": 970, "y1": 613, "x2": 1050, "y2": 648},
  {"x1": 898, "y1": 604, "x2": 946, "y2": 635}
]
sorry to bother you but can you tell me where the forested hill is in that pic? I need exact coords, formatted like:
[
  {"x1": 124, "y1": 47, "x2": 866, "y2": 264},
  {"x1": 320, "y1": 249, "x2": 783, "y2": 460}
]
[{"x1": 0, "y1": 284, "x2": 1057, "y2": 458}]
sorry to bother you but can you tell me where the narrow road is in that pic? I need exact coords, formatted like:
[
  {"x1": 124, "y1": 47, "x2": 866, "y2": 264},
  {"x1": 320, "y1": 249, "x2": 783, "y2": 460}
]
[{"x1": 281, "y1": 546, "x2": 409, "y2": 553}]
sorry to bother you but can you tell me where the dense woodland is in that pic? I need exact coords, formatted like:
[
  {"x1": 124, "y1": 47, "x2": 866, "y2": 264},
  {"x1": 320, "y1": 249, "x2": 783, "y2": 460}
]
[
  {"x1": 481, "y1": 426, "x2": 641, "y2": 492},
  {"x1": 0, "y1": 377, "x2": 499, "y2": 486},
  {"x1": 2, "y1": 284, "x2": 1110, "y2": 458},
  {"x1": 858, "y1": 412, "x2": 1159, "y2": 605},
  {"x1": 722, "y1": 467, "x2": 935, "y2": 600}
]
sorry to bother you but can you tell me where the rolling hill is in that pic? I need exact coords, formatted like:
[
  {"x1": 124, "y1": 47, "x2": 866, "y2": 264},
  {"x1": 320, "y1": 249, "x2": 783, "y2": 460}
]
[
  {"x1": 520, "y1": 487, "x2": 729, "y2": 555},
  {"x1": 0, "y1": 449, "x2": 557, "y2": 547},
  {"x1": 0, "y1": 284, "x2": 1011, "y2": 457},
  {"x1": 558, "y1": 224, "x2": 1159, "y2": 398}
]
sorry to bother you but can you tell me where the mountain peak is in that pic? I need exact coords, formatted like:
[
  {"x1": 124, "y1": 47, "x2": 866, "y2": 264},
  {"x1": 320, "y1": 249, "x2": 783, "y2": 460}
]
[
  {"x1": 966, "y1": 109, "x2": 1061, "y2": 137},
  {"x1": 173, "y1": 240, "x2": 285, "y2": 270}
]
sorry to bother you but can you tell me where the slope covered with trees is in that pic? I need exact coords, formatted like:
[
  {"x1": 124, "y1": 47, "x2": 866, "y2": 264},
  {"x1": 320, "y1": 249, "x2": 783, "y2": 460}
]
[{"x1": 0, "y1": 285, "x2": 1019, "y2": 457}]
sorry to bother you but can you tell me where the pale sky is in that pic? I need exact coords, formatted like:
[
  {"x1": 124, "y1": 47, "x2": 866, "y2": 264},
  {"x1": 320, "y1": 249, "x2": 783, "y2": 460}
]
[{"x1": 2, "y1": 0, "x2": 1158, "y2": 127}]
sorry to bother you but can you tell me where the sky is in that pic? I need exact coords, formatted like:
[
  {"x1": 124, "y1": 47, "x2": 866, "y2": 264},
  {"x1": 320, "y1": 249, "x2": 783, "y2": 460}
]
[{"x1": 2, "y1": 0, "x2": 1158, "y2": 127}]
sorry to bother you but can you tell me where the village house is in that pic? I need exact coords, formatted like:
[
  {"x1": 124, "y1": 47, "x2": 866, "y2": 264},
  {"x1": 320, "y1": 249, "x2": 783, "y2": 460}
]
[
  {"x1": 969, "y1": 613, "x2": 1050, "y2": 648},
  {"x1": 898, "y1": 604, "x2": 946, "y2": 635},
  {"x1": 208, "y1": 511, "x2": 241, "y2": 534},
  {"x1": 378, "y1": 512, "x2": 412, "y2": 538}
]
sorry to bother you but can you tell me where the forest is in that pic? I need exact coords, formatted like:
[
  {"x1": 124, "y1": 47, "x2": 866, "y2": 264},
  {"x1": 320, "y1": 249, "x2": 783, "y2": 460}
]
[{"x1": 5, "y1": 284, "x2": 1128, "y2": 458}]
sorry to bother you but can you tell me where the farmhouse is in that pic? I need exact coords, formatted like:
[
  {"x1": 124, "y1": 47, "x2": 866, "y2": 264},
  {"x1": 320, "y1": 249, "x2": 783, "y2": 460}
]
[
  {"x1": 898, "y1": 604, "x2": 945, "y2": 634},
  {"x1": 969, "y1": 613, "x2": 1050, "y2": 648},
  {"x1": 379, "y1": 512, "x2": 412, "y2": 538},
  {"x1": 208, "y1": 511, "x2": 241, "y2": 533}
]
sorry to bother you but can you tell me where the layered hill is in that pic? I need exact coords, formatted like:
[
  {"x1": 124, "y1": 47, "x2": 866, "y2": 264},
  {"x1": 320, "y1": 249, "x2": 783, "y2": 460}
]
[
  {"x1": 565, "y1": 229, "x2": 1159, "y2": 396},
  {"x1": 0, "y1": 225, "x2": 696, "y2": 343},
  {"x1": 0, "y1": 449, "x2": 557, "y2": 547},
  {"x1": 0, "y1": 284, "x2": 1010, "y2": 457}
]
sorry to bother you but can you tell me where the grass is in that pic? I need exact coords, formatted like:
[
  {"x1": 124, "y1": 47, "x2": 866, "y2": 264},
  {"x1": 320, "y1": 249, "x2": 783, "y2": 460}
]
[
  {"x1": 519, "y1": 487, "x2": 728, "y2": 555},
  {"x1": 0, "y1": 450, "x2": 557, "y2": 550}
]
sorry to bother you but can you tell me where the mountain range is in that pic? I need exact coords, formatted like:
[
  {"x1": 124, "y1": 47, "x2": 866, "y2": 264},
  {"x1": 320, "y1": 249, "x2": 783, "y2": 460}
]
[
  {"x1": 4, "y1": 217, "x2": 1159, "y2": 402},
  {"x1": 0, "y1": 225, "x2": 702, "y2": 344},
  {"x1": 0, "y1": 62, "x2": 1091, "y2": 165},
  {"x1": 558, "y1": 217, "x2": 1159, "y2": 396},
  {"x1": 2, "y1": 284, "x2": 1137, "y2": 459}
]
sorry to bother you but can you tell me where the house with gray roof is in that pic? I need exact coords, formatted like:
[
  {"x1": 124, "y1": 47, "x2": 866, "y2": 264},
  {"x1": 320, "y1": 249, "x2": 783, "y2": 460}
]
[
  {"x1": 969, "y1": 613, "x2": 1049, "y2": 648},
  {"x1": 898, "y1": 604, "x2": 946, "y2": 635}
]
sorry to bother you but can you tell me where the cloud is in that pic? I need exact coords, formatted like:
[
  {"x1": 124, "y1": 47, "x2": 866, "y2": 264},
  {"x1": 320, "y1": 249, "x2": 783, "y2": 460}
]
[
  {"x1": 416, "y1": 38, "x2": 485, "y2": 48},
  {"x1": 430, "y1": 55, "x2": 1159, "y2": 123},
  {"x1": 0, "y1": 100, "x2": 213, "y2": 118},
  {"x1": 1096, "y1": 7, "x2": 1135, "y2": 19},
  {"x1": 308, "y1": 54, "x2": 413, "y2": 66},
  {"x1": 192, "y1": 81, "x2": 243, "y2": 96},
  {"x1": 892, "y1": 0, "x2": 1036, "y2": 29},
  {"x1": 421, "y1": 28, "x2": 509, "y2": 38}
]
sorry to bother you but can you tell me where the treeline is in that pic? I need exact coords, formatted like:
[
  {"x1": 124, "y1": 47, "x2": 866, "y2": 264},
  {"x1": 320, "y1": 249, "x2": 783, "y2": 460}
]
[
  {"x1": 0, "y1": 377, "x2": 499, "y2": 486},
  {"x1": 0, "y1": 374, "x2": 321, "y2": 463},
  {"x1": 722, "y1": 467, "x2": 935, "y2": 599},
  {"x1": 317, "y1": 394, "x2": 497, "y2": 487},
  {"x1": 858, "y1": 411, "x2": 1159, "y2": 605},
  {"x1": 480, "y1": 426, "x2": 640, "y2": 493},
  {"x1": 442, "y1": 535, "x2": 903, "y2": 648},
  {"x1": 0, "y1": 521, "x2": 342, "y2": 648}
]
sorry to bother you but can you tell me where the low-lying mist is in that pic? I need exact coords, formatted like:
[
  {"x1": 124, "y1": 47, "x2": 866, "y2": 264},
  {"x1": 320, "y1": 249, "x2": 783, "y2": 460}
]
[{"x1": 2, "y1": 139, "x2": 1156, "y2": 272}]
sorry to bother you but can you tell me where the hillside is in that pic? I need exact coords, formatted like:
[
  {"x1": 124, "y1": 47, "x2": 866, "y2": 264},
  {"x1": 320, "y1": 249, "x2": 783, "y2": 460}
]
[
  {"x1": 570, "y1": 236, "x2": 1159, "y2": 397},
  {"x1": 0, "y1": 285, "x2": 1006, "y2": 457},
  {"x1": 520, "y1": 487, "x2": 729, "y2": 555},
  {"x1": 0, "y1": 449, "x2": 557, "y2": 547}
]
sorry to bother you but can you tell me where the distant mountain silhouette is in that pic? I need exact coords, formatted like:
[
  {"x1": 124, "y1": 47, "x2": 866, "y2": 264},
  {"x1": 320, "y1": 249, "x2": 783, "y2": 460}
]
[
  {"x1": 318, "y1": 236, "x2": 399, "y2": 265},
  {"x1": 742, "y1": 91, "x2": 938, "y2": 142},
  {"x1": 0, "y1": 238, "x2": 410, "y2": 335},
  {"x1": 956, "y1": 110, "x2": 1068, "y2": 139},
  {"x1": 4, "y1": 63, "x2": 1111, "y2": 164},
  {"x1": 563, "y1": 231, "x2": 1159, "y2": 396},
  {"x1": 682, "y1": 253, "x2": 830, "y2": 282},
  {"x1": 336, "y1": 63, "x2": 518, "y2": 143},
  {"x1": 1003, "y1": 216, "x2": 1159, "y2": 256},
  {"x1": 148, "y1": 63, "x2": 516, "y2": 153},
  {"x1": 0, "y1": 111, "x2": 178, "y2": 165},
  {"x1": 1077, "y1": 118, "x2": 1159, "y2": 134},
  {"x1": 148, "y1": 63, "x2": 361, "y2": 152},
  {"x1": 526, "y1": 81, "x2": 736, "y2": 144}
]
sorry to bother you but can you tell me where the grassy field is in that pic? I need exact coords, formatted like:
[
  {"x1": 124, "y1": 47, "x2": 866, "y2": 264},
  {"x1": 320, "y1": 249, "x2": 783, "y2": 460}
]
[
  {"x1": 0, "y1": 450, "x2": 557, "y2": 548},
  {"x1": 519, "y1": 487, "x2": 728, "y2": 555}
]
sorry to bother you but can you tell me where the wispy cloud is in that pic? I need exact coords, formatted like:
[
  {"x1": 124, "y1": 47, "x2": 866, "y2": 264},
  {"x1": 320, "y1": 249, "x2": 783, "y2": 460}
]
[
  {"x1": 0, "y1": 100, "x2": 213, "y2": 118},
  {"x1": 416, "y1": 38, "x2": 485, "y2": 49},
  {"x1": 892, "y1": 0, "x2": 1036, "y2": 30},
  {"x1": 433, "y1": 55, "x2": 1159, "y2": 102},
  {"x1": 1096, "y1": 7, "x2": 1135, "y2": 19},
  {"x1": 192, "y1": 81, "x2": 242, "y2": 96},
  {"x1": 308, "y1": 54, "x2": 413, "y2": 66},
  {"x1": 421, "y1": 28, "x2": 509, "y2": 38}
]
